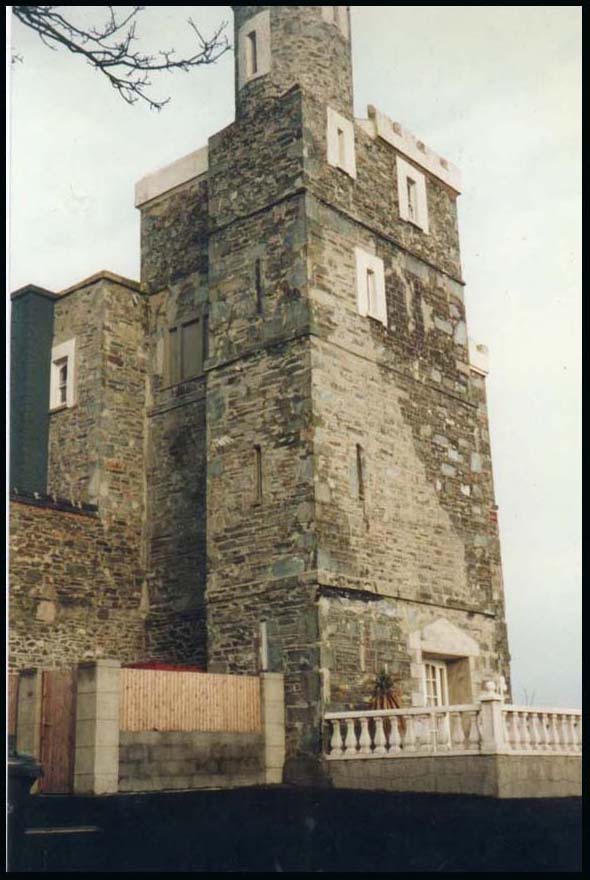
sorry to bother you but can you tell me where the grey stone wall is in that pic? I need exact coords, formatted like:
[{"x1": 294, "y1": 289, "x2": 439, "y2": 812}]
[
  {"x1": 118, "y1": 731, "x2": 265, "y2": 792},
  {"x1": 325, "y1": 754, "x2": 582, "y2": 799},
  {"x1": 9, "y1": 497, "x2": 145, "y2": 669}
]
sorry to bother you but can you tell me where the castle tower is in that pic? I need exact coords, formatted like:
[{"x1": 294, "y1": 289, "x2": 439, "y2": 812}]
[{"x1": 203, "y1": 5, "x2": 510, "y2": 783}]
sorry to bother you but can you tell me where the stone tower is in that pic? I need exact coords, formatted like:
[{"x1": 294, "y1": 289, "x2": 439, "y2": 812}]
[{"x1": 204, "y1": 6, "x2": 510, "y2": 782}]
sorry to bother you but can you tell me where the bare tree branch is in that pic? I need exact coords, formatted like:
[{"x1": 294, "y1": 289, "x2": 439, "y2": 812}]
[{"x1": 12, "y1": 6, "x2": 230, "y2": 110}]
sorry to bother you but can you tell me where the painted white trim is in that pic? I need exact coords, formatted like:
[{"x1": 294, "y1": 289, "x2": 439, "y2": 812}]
[
  {"x1": 354, "y1": 247, "x2": 387, "y2": 327},
  {"x1": 135, "y1": 146, "x2": 209, "y2": 207},
  {"x1": 397, "y1": 156, "x2": 429, "y2": 234},
  {"x1": 238, "y1": 10, "x2": 271, "y2": 90},
  {"x1": 327, "y1": 107, "x2": 356, "y2": 179},
  {"x1": 49, "y1": 338, "x2": 76, "y2": 410}
]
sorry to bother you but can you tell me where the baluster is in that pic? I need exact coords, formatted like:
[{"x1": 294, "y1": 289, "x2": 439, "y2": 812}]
[
  {"x1": 549, "y1": 713, "x2": 559, "y2": 752},
  {"x1": 436, "y1": 712, "x2": 450, "y2": 751},
  {"x1": 373, "y1": 716, "x2": 387, "y2": 755},
  {"x1": 329, "y1": 719, "x2": 343, "y2": 755},
  {"x1": 359, "y1": 717, "x2": 372, "y2": 755},
  {"x1": 343, "y1": 717, "x2": 357, "y2": 757},
  {"x1": 529, "y1": 712, "x2": 541, "y2": 750},
  {"x1": 451, "y1": 712, "x2": 465, "y2": 750},
  {"x1": 538, "y1": 712, "x2": 550, "y2": 750},
  {"x1": 502, "y1": 711, "x2": 511, "y2": 749},
  {"x1": 559, "y1": 714, "x2": 570, "y2": 750},
  {"x1": 568, "y1": 715, "x2": 579, "y2": 751},
  {"x1": 390, "y1": 714, "x2": 402, "y2": 753},
  {"x1": 420, "y1": 713, "x2": 434, "y2": 752},
  {"x1": 520, "y1": 712, "x2": 531, "y2": 751},
  {"x1": 467, "y1": 711, "x2": 480, "y2": 751},
  {"x1": 577, "y1": 718, "x2": 582, "y2": 752},
  {"x1": 402, "y1": 715, "x2": 416, "y2": 752},
  {"x1": 510, "y1": 711, "x2": 521, "y2": 751}
]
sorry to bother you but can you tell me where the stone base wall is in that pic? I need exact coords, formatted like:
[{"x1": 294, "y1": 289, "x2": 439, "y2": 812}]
[
  {"x1": 325, "y1": 754, "x2": 582, "y2": 799},
  {"x1": 118, "y1": 731, "x2": 265, "y2": 792}
]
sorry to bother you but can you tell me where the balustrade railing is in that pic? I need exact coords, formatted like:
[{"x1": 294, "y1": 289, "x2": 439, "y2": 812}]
[
  {"x1": 324, "y1": 692, "x2": 582, "y2": 760},
  {"x1": 325, "y1": 705, "x2": 481, "y2": 759}
]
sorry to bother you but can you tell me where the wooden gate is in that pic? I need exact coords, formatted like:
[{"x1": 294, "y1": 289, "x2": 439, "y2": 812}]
[{"x1": 39, "y1": 669, "x2": 77, "y2": 794}]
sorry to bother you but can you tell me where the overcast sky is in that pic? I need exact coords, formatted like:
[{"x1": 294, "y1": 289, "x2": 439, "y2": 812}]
[{"x1": 7, "y1": 6, "x2": 581, "y2": 707}]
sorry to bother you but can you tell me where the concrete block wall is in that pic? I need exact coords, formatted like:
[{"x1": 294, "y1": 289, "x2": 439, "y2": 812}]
[
  {"x1": 118, "y1": 731, "x2": 265, "y2": 792},
  {"x1": 74, "y1": 660, "x2": 121, "y2": 795}
]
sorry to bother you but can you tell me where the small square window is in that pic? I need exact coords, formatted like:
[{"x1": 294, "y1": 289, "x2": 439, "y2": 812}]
[
  {"x1": 355, "y1": 248, "x2": 387, "y2": 327},
  {"x1": 397, "y1": 157, "x2": 429, "y2": 233},
  {"x1": 49, "y1": 339, "x2": 76, "y2": 411},
  {"x1": 327, "y1": 107, "x2": 356, "y2": 179}
]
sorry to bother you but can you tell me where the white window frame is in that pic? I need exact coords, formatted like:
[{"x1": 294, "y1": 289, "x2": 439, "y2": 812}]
[
  {"x1": 327, "y1": 107, "x2": 356, "y2": 179},
  {"x1": 397, "y1": 156, "x2": 429, "y2": 233},
  {"x1": 238, "y1": 10, "x2": 271, "y2": 89},
  {"x1": 423, "y1": 659, "x2": 449, "y2": 707},
  {"x1": 49, "y1": 338, "x2": 76, "y2": 410},
  {"x1": 321, "y1": 6, "x2": 350, "y2": 40},
  {"x1": 354, "y1": 247, "x2": 387, "y2": 327}
]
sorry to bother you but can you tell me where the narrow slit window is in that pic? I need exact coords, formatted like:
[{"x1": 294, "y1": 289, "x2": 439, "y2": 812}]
[
  {"x1": 337, "y1": 127, "x2": 346, "y2": 168},
  {"x1": 202, "y1": 313, "x2": 209, "y2": 362},
  {"x1": 366, "y1": 269, "x2": 378, "y2": 317},
  {"x1": 255, "y1": 259, "x2": 263, "y2": 315},
  {"x1": 246, "y1": 30, "x2": 258, "y2": 77},
  {"x1": 407, "y1": 178, "x2": 418, "y2": 223},
  {"x1": 254, "y1": 445, "x2": 263, "y2": 504},
  {"x1": 356, "y1": 443, "x2": 365, "y2": 501},
  {"x1": 57, "y1": 359, "x2": 68, "y2": 405},
  {"x1": 259, "y1": 620, "x2": 269, "y2": 672}
]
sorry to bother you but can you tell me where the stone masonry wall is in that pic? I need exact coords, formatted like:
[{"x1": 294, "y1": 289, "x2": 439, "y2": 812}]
[
  {"x1": 9, "y1": 496, "x2": 145, "y2": 669},
  {"x1": 233, "y1": 6, "x2": 353, "y2": 120},
  {"x1": 118, "y1": 731, "x2": 265, "y2": 792},
  {"x1": 140, "y1": 176, "x2": 210, "y2": 663}
]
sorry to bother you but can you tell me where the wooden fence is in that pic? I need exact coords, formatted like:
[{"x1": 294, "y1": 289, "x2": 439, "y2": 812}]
[{"x1": 120, "y1": 669, "x2": 262, "y2": 733}]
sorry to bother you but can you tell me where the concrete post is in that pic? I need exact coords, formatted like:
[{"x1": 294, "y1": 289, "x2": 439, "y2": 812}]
[
  {"x1": 73, "y1": 659, "x2": 121, "y2": 795},
  {"x1": 260, "y1": 672, "x2": 285, "y2": 785},
  {"x1": 16, "y1": 669, "x2": 42, "y2": 760},
  {"x1": 480, "y1": 680, "x2": 506, "y2": 753}
]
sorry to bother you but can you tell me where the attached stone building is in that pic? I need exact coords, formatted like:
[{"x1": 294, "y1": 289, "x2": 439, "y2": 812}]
[{"x1": 9, "y1": 6, "x2": 511, "y2": 782}]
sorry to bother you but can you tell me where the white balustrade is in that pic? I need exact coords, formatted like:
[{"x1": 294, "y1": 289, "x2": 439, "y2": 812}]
[{"x1": 325, "y1": 702, "x2": 581, "y2": 760}]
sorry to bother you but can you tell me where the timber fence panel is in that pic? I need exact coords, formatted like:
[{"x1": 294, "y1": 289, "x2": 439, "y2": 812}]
[{"x1": 120, "y1": 669, "x2": 262, "y2": 733}]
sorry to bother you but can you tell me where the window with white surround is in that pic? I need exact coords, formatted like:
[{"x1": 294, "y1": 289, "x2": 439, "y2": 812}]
[
  {"x1": 238, "y1": 10, "x2": 271, "y2": 89},
  {"x1": 50, "y1": 338, "x2": 76, "y2": 410},
  {"x1": 397, "y1": 156, "x2": 429, "y2": 233},
  {"x1": 354, "y1": 247, "x2": 387, "y2": 327},
  {"x1": 423, "y1": 660, "x2": 449, "y2": 707},
  {"x1": 327, "y1": 107, "x2": 356, "y2": 178},
  {"x1": 321, "y1": 6, "x2": 349, "y2": 39}
]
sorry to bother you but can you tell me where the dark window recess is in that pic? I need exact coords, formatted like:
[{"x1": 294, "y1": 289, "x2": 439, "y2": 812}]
[
  {"x1": 168, "y1": 318, "x2": 204, "y2": 385},
  {"x1": 255, "y1": 259, "x2": 264, "y2": 315},
  {"x1": 356, "y1": 444, "x2": 365, "y2": 501},
  {"x1": 254, "y1": 445, "x2": 263, "y2": 504}
]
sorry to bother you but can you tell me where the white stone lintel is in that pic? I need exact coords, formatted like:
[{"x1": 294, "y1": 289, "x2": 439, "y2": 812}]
[
  {"x1": 135, "y1": 145, "x2": 209, "y2": 208},
  {"x1": 362, "y1": 105, "x2": 462, "y2": 194}
]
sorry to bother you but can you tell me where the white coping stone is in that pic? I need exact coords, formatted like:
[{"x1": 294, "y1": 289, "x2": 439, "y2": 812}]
[
  {"x1": 468, "y1": 339, "x2": 490, "y2": 375},
  {"x1": 135, "y1": 146, "x2": 209, "y2": 207},
  {"x1": 362, "y1": 106, "x2": 462, "y2": 194}
]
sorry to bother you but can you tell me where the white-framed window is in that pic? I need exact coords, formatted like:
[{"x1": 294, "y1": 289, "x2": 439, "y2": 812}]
[
  {"x1": 238, "y1": 10, "x2": 271, "y2": 89},
  {"x1": 327, "y1": 107, "x2": 356, "y2": 179},
  {"x1": 423, "y1": 659, "x2": 449, "y2": 707},
  {"x1": 49, "y1": 338, "x2": 76, "y2": 410},
  {"x1": 321, "y1": 6, "x2": 350, "y2": 40},
  {"x1": 354, "y1": 247, "x2": 387, "y2": 327},
  {"x1": 397, "y1": 156, "x2": 429, "y2": 233}
]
